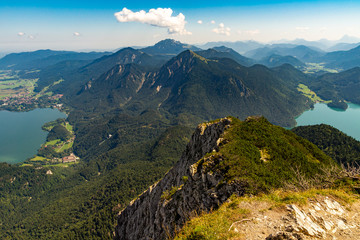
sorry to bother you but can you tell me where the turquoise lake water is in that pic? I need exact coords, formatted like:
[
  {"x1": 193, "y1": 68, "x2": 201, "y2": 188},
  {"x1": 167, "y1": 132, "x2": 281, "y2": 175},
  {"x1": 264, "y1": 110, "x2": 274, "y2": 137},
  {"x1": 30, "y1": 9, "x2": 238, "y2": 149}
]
[
  {"x1": 0, "y1": 108, "x2": 66, "y2": 164},
  {"x1": 295, "y1": 103, "x2": 360, "y2": 141}
]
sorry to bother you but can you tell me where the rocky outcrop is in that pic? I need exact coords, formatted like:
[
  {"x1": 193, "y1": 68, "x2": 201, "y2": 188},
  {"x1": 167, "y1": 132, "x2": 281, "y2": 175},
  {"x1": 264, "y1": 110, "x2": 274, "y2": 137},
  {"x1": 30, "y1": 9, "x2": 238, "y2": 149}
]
[
  {"x1": 114, "y1": 118, "x2": 242, "y2": 240},
  {"x1": 230, "y1": 196, "x2": 360, "y2": 240}
]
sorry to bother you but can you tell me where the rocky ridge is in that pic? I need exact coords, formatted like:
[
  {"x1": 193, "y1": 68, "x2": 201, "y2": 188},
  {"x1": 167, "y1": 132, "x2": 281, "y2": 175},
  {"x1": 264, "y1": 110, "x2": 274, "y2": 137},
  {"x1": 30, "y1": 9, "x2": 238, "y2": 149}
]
[{"x1": 114, "y1": 116, "x2": 344, "y2": 240}]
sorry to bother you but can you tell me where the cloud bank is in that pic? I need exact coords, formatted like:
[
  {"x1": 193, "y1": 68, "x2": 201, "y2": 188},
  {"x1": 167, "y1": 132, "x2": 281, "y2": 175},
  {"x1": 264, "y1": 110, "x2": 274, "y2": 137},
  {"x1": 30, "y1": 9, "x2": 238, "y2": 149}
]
[
  {"x1": 212, "y1": 23, "x2": 231, "y2": 36},
  {"x1": 114, "y1": 8, "x2": 191, "y2": 35}
]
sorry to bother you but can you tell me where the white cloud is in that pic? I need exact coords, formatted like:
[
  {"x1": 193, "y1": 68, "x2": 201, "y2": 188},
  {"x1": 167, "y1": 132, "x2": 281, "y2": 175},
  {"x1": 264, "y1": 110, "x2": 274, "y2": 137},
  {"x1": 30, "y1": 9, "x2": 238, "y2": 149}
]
[
  {"x1": 114, "y1": 7, "x2": 191, "y2": 35},
  {"x1": 212, "y1": 23, "x2": 231, "y2": 36},
  {"x1": 211, "y1": 20, "x2": 216, "y2": 24},
  {"x1": 28, "y1": 35, "x2": 35, "y2": 39},
  {"x1": 296, "y1": 26, "x2": 310, "y2": 31},
  {"x1": 197, "y1": 20, "x2": 203, "y2": 24},
  {"x1": 18, "y1": 32, "x2": 25, "y2": 36},
  {"x1": 73, "y1": 32, "x2": 81, "y2": 37}
]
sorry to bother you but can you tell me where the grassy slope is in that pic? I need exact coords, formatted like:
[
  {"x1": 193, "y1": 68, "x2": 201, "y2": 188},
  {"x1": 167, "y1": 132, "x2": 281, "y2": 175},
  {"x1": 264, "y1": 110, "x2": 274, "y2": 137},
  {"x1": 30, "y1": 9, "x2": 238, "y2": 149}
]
[{"x1": 196, "y1": 117, "x2": 336, "y2": 194}]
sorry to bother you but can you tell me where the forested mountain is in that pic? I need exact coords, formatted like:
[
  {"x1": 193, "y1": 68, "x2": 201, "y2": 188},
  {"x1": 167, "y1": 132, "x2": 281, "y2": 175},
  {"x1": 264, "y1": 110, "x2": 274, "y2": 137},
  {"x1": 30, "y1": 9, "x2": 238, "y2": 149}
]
[
  {"x1": 34, "y1": 47, "x2": 163, "y2": 96},
  {"x1": 71, "y1": 50, "x2": 311, "y2": 127},
  {"x1": 320, "y1": 45, "x2": 360, "y2": 70},
  {"x1": 309, "y1": 67, "x2": 360, "y2": 105},
  {"x1": 71, "y1": 63, "x2": 148, "y2": 112},
  {"x1": 82, "y1": 47, "x2": 162, "y2": 72},
  {"x1": 259, "y1": 54, "x2": 305, "y2": 68},
  {"x1": 0, "y1": 50, "x2": 109, "y2": 70},
  {"x1": 147, "y1": 51, "x2": 309, "y2": 126}
]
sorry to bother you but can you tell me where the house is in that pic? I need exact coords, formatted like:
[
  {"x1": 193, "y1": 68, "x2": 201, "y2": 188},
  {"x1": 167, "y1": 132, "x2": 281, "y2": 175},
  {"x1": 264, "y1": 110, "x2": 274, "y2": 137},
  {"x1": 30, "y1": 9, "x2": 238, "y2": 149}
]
[{"x1": 62, "y1": 153, "x2": 77, "y2": 163}]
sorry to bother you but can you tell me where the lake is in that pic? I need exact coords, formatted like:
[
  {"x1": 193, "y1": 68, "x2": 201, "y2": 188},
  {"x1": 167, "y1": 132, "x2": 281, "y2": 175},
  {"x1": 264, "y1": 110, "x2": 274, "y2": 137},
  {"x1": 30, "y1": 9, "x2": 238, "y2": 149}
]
[
  {"x1": 0, "y1": 108, "x2": 66, "y2": 164},
  {"x1": 296, "y1": 103, "x2": 360, "y2": 141}
]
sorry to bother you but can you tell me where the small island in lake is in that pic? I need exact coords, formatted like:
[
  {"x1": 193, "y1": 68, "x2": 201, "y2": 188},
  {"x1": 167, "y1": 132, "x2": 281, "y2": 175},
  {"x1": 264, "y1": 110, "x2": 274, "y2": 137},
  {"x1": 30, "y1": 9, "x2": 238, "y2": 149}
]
[{"x1": 327, "y1": 100, "x2": 348, "y2": 110}]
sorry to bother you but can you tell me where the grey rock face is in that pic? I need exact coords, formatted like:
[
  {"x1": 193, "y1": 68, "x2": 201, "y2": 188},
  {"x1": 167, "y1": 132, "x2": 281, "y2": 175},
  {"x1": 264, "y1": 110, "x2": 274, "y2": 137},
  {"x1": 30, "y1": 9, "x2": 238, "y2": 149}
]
[{"x1": 114, "y1": 118, "x2": 242, "y2": 240}]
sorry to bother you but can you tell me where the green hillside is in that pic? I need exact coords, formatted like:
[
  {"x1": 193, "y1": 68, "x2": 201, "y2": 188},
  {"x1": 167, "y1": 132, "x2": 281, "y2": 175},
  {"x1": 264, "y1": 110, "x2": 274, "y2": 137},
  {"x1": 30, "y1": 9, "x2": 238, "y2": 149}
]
[{"x1": 292, "y1": 124, "x2": 360, "y2": 165}]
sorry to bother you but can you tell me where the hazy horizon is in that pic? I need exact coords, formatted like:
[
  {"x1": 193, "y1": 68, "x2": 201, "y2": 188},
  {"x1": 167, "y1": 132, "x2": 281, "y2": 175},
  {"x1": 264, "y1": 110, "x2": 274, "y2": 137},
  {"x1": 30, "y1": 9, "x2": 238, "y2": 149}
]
[
  {"x1": 2, "y1": 0, "x2": 360, "y2": 52},
  {"x1": 1, "y1": 35, "x2": 359, "y2": 55}
]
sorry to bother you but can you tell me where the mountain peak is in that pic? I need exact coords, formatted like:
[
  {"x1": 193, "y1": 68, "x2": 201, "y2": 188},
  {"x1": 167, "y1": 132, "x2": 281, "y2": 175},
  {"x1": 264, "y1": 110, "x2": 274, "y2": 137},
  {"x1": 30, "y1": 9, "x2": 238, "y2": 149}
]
[
  {"x1": 339, "y1": 34, "x2": 360, "y2": 43},
  {"x1": 212, "y1": 46, "x2": 232, "y2": 52},
  {"x1": 141, "y1": 39, "x2": 201, "y2": 55},
  {"x1": 171, "y1": 50, "x2": 210, "y2": 64},
  {"x1": 154, "y1": 38, "x2": 181, "y2": 47},
  {"x1": 114, "y1": 47, "x2": 138, "y2": 54}
]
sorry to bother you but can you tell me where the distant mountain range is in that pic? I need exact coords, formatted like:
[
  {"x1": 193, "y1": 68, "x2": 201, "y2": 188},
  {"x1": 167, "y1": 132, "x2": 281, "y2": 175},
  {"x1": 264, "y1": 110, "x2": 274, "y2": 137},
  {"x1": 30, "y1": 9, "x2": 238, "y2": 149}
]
[
  {"x1": 0, "y1": 50, "x2": 110, "y2": 70},
  {"x1": 244, "y1": 45, "x2": 325, "y2": 62},
  {"x1": 198, "y1": 35, "x2": 360, "y2": 53},
  {"x1": 2, "y1": 38, "x2": 360, "y2": 116},
  {"x1": 2, "y1": 37, "x2": 360, "y2": 72},
  {"x1": 319, "y1": 45, "x2": 360, "y2": 70},
  {"x1": 199, "y1": 40, "x2": 264, "y2": 54}
]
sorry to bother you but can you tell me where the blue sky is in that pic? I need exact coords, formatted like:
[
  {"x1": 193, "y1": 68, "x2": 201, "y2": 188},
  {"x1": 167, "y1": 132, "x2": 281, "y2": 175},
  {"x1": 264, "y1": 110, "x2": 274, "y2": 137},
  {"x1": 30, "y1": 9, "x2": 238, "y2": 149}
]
[{"x1": 1, "y1": 0, "x2": 360, "y2": 52}]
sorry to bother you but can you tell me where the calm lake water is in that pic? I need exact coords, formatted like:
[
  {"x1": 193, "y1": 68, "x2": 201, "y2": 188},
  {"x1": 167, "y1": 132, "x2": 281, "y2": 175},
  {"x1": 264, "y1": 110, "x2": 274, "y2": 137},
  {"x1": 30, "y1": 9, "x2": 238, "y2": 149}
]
[
  {"x1": 296, "y1": 103, "x2": 360, "y2": 141},
  {"x1": 0, "y1": 108, "x2": 66, "y2": 164}
]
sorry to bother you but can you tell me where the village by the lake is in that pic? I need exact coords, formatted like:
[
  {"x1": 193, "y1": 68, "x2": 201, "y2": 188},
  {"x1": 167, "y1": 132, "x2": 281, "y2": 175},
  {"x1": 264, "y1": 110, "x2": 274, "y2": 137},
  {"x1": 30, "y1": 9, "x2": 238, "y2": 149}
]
[{"x1": 0, "y1": 70, "x2": 64, "y2": 111}]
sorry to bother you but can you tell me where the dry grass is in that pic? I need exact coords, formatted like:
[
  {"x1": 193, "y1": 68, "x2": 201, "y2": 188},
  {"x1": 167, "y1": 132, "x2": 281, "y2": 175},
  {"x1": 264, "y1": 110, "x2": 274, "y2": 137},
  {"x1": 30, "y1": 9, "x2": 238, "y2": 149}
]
[{"x1": 174, "y1": 188, "x2": 359, "y2": 240}]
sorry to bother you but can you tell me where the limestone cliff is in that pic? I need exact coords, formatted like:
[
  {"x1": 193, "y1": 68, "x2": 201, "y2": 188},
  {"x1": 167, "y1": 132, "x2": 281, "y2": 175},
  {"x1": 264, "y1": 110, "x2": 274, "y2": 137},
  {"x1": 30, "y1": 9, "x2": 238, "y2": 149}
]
[{"x1": 114, "y1": 118, "x2": 235, "y2": 240}]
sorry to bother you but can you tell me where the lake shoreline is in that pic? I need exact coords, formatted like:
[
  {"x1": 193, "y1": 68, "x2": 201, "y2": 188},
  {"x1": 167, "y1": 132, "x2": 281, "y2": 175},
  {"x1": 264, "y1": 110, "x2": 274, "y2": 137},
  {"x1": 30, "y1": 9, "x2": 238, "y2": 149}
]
[{"x1": 0, "y1": 108, "x2": 67, "y2": 164}]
